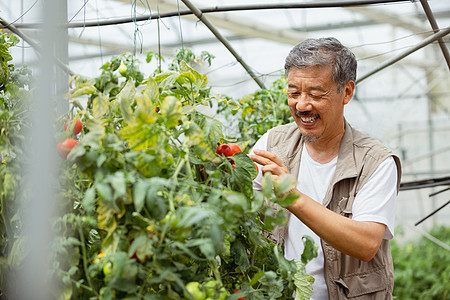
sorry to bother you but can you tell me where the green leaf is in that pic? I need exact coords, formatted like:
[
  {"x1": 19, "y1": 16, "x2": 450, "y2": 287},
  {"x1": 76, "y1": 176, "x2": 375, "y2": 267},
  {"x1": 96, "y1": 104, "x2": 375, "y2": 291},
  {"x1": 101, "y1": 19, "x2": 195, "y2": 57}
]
[
  {"x1": 133, "y1": 180, "x2": 147, "y2": 213},
  {"x1": 294, "y1": 260, "x2": 315, "y2": 300},
  {"x1": 223, "y1": 190, "x2": 248, "y2": 211},
  {"x1": 231, "y1": 152, "x2": 255, "y2": 198},
  {"x1": 249, "y1": 270, "x2": 265, "y2": 287},
  {"x1": 108, "y1": 252, "x2": 138, "y2": 293},
  {"x1": 177, "y1": 206, "x2": 215, "y2": 228},
  {"x1": 199, "y1": 239, "x2": 215, "y2": 260},
  {"x1": 108, "y1": 171, "x2": 127, "y2": 201},
  {"x1": 117, "y1": 79, "x2": 136, "y2": 123},
  {"x1": 99, "y1": 286, "x2": 114, "y2": 300},
  {"x1": 261, "y1": 173, "x2": 274, "y2": 198},
  {"x1": 129, "y1": 235, "x2": 153, "y2": 262},
  {"x1": 301, "y1": 235, "x2": 318, "y2": 265},
  {"x1": 82, "y1": 187, "x2": 96, "y2": 214},
  {"x1": 274, "y1": 173, "x2": 297, "y2": 194},
  {"x1": 7, "y1": 236, "x2": 28, "y2": 268},
  {"x1": 176, "y1": 71, "x2": 196, "y2": 85},
  {"x1": 135, "y1": 94, "x2": 157, "y2": 125},
  {"x1": 96, "y1": 182, "x2": 112, "y2": 201},
  {"x1": 120, "y1": 123, "x2": 157, "y2": 151},
  {"x1": 161, "y1": 96, "x2": 182, "y2": 128},
  {"x1": 156, "y1": 71, "x2": 178, "y2": 89},
  {"x1": 231, "y1": 239, "x2": 250, "y2": 272},
  {"x1": 81, "y1": 119, "x2": 106, "y2": 149},
  {"x1": 65, "y1": 85, "x2": 97, "y2": 99},
  {"x1": 184, "y1": 121, "x2": 203, "y2": 145},
  {"x1": 143, "y1": 76, "x2": 159, "y2": 102},
  {"x1": 92, "y1": 93, "x2": 109, "y2": 118}
]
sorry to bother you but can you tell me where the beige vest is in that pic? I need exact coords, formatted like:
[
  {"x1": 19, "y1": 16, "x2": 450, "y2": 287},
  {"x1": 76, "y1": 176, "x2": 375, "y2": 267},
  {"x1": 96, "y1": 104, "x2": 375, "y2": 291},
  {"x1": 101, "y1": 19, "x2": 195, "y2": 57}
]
[{"x1": 265, "y1": 120, "x2": 401, "y2": 299}]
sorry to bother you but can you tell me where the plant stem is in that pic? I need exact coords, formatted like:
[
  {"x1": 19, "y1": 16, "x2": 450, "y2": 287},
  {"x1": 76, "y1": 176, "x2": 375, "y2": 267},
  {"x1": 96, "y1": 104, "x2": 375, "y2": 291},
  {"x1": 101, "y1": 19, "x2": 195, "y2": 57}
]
[
  {"x1": 77, "y1": 220, "x2": 99, "y2": 297},
  {"x1": 171, "y1": 154, "x2": 185, "y2": 181},
  {"x1": 0, "y1": 194, "x2": 13, "y2": 254}
]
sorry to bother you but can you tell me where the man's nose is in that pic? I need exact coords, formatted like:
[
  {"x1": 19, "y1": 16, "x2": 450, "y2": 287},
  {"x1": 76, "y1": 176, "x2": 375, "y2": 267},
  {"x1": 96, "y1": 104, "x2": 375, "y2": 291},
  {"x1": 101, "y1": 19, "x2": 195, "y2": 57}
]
[{"x1": 295, "y1": 95, "x2": 312, "y2": 111}]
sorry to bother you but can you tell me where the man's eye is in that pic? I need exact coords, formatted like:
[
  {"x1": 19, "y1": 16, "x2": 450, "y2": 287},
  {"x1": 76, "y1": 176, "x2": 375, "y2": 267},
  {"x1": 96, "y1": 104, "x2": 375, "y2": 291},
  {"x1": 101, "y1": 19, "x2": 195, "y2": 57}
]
[{"x1": 310, "y1": 94, "x2": 324, "y2": 99}]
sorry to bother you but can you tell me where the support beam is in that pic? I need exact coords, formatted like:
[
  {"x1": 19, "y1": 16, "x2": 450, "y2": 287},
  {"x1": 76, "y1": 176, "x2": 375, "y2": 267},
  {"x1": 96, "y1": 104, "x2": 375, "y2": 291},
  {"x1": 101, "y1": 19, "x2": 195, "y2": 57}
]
[
  {"x1": 419, "y1": 0, "x2": 450, "y2": 71},
  {"x1": 180, "y1": 0, "x2": 266, "y2": 89},
  {"x1": 5, "y1": 0, "x2": 410, "y2": 29},
  {"x1": 344, "y1": 5, "x2": 426, "y2": 33},
  {"x1": 356, "y1": 26, "x2": 450, "y2": 84},
  {"x1": 0, "y1": 17, "x2": 74, "y2": 76}
]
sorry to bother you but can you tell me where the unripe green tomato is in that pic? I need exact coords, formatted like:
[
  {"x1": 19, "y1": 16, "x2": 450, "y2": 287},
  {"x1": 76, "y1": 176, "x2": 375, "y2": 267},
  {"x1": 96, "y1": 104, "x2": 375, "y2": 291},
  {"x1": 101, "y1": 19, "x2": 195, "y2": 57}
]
[
  {"x1": 184, "y1": 281, "x2": 206, "y2": 300},
  {"x1": 119, "y1": 61, "x2": 127, "y2": 76},
  {"x1": 203, "y1": 280, "x2": 217, "y2": 297},
  {"x1": 203, "y1": 281, "x2": 227, "y2": 300},
  {"x1": 103, "y1": 262, "x2": 112, "y2": 276},
  {"x1": 217, "y1": 287, "x2": 227, "y2": 300}
]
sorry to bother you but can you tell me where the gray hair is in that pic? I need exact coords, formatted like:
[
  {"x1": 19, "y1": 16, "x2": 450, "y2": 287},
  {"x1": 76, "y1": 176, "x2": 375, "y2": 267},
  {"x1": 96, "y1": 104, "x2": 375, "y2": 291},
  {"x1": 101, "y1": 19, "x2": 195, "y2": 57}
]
[{"x1": 284, "y1": 37, "x2": 357, "y2": 92}]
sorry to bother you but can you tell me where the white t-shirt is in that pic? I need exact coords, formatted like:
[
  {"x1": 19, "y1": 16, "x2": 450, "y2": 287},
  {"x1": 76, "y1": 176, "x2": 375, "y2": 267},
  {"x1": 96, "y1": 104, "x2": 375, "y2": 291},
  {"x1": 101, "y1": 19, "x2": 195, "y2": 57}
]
[{"x1": 251, "y1": 130, "x2": 398, "y2": 300}]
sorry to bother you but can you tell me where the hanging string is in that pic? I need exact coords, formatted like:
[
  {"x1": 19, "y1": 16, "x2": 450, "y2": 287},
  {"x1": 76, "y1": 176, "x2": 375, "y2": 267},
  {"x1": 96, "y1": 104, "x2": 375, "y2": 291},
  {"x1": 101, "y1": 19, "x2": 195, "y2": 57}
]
[
  {"x1": 177, "y1": 0, "x2": 185, "y2": 58},
  {"x1": 68, "y1": 0, "x2": 90, "y2": 38},
  {"x1": 80, "y1": 0, "x2": 89, "y2": 38},
  {"x1": 5, "y1": 0, "x2": 38, "y2": 27},
  {"x1": 156, "y1": 0, "x2": 172, "y2": 72},
  {"x1": 157, "y1": 0, "x2": 162, "y2": 73},
  {"x1": 68, "y1": 0, "x2": 90, "y2": 23},
  {"x1": 130, "y1": 0, "x2": 153, "y2": 74},
  {"x1": 95, "y1": 0, "x2": 103, "y2": 64}
]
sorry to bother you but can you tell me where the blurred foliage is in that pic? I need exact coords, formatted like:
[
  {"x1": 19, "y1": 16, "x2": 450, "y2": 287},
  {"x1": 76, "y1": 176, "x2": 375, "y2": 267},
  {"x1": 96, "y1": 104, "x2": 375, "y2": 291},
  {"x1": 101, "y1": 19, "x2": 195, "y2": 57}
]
[
  {"x1": 391, "y1": 225, "x2": 450, "y2": 299},
  {"x1": 217, "y1": 75, "x2": 293, "y2": 149},
  {"x1": 0, "y1": 32, "x2": 33, "y2": 298}
]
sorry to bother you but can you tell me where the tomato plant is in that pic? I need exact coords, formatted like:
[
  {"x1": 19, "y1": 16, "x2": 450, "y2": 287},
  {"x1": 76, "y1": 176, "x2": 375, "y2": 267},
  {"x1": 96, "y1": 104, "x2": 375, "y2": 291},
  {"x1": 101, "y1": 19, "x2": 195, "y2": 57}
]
[
  {"x1": 217, "y1": 77, "x2": 293, "y2": 149},
  {"x1": 1, "y1": 41, "x2": 317, "y2": 300},
  {"x1": 0, "y1": 32, "x2": 34, "y2": 299}
]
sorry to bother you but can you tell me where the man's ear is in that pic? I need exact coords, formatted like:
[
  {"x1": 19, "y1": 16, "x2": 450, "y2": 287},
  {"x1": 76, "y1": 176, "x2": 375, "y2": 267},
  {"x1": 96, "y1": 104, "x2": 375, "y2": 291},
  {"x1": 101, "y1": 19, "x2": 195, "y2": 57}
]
[{"x1": 343, "y1": 80, "x2": 355, "y2": 105}]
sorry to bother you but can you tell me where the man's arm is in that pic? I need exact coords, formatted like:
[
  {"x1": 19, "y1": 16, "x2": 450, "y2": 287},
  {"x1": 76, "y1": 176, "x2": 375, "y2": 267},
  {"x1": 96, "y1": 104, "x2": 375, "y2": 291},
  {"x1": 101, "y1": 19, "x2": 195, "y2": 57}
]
[
  {"x1": 251, "y1": 149, "x2": 393, "y2": 262},
  {"x1": 286, "y1": 191, "x2": 386, "y2": 261}
]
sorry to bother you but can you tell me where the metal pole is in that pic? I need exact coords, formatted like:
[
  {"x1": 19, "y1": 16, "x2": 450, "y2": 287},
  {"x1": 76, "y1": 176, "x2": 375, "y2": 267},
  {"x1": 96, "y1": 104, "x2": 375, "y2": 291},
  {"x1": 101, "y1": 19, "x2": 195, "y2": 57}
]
[
  {"x1": 56, "y1": 0, "x2": 69, "y2": 116},
  {"x1": 419, "y1": 0, "x2": 450, "y2": 71},
  {"x1": 356, "y1": 26, "x2": 450, "y2": 84},
  {"x1": 181, "y1": 0, "x2": 266, "y2": 90},
  {"x1": 7, "y1": 0, "x2": 410, "y2": 29},
  {"x1": 19, "y1": 0, "x2": 60, "y2": 298}
]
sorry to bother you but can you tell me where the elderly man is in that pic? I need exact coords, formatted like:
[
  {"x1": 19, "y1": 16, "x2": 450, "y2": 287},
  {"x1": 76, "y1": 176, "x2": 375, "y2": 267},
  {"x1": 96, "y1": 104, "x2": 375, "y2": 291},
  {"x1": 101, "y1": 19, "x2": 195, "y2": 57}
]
[{"x1": 251, "y1": 37, "x2": 401, "y2": 299}]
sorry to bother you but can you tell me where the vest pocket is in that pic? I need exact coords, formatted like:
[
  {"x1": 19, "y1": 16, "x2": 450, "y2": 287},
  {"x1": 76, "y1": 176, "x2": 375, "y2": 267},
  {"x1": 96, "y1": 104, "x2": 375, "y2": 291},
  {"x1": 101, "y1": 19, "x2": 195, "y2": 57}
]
[{"x1": 335, "y1": 266, "x2": 389, "y2": 298}]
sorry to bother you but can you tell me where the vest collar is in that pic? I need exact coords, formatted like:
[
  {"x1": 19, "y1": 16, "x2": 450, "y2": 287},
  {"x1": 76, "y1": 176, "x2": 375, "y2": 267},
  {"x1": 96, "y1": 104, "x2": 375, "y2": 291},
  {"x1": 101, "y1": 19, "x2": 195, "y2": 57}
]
[
  {"x1": 322, "y1": 119, "x2": 359, "y2": 207},
  {"x1": 334, "y1": 119, "x2": 359, "y2": 180}
]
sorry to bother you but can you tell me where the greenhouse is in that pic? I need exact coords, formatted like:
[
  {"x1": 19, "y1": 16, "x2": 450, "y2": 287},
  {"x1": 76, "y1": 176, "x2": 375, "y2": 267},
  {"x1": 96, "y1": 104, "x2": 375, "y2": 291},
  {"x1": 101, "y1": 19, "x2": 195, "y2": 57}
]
[{"x1": 1, "y1": 0, "x2": 449, "y2": 299}]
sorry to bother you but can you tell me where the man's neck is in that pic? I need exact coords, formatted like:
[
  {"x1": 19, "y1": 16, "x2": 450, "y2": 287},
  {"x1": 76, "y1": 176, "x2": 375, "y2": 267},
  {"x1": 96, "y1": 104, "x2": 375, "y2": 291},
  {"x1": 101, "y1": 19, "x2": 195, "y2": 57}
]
[{"x1": 304, "y1": 130, "x2": 344, "y2": 164}]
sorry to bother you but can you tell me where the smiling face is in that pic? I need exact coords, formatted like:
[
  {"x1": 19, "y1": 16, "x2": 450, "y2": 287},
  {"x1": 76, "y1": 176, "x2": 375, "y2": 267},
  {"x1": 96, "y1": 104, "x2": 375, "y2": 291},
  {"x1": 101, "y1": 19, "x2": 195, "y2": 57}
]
[{"x1": 287, "y1": 65, "x2": 354, "y2": 145}]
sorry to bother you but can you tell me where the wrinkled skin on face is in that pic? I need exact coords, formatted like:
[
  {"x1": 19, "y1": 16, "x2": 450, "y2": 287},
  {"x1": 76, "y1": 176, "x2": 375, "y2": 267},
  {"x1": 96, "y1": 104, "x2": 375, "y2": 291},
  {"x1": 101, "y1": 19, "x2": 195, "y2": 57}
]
[{"x1": 286, "y1": 65, "x2": 354, "y2": 147}]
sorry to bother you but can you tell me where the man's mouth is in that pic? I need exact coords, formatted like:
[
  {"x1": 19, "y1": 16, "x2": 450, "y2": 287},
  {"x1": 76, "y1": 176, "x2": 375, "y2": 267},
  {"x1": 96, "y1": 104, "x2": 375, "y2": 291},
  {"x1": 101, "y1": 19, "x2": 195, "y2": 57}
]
[{"x1": 295, "y1": 111, "x2": 320, "y2": 124}]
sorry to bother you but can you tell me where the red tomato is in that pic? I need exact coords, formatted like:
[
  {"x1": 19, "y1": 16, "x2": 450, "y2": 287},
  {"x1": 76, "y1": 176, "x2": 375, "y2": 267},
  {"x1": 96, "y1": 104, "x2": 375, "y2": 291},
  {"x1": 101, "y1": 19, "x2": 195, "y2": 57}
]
[
  {"x1": 216, "y1": 144, "x2": 232, "y2": 157},
  {"x1": 57, "y1": 138, "x2": 78, "y2": 159},
  {"x1": 233, "y1": 289, "x2": 246, "y2": 300},
  {"x1": 216, "y1": 143, "x2": 242, "y2": 157},
  {"x1": 228, "y1": 143, "x2": 242, "y2": 156},
  {"x1": 64, "y1": 119, "x2": 83, "y2": 135}
]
